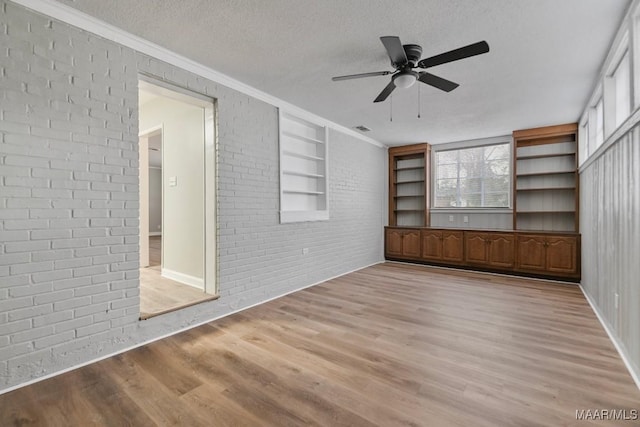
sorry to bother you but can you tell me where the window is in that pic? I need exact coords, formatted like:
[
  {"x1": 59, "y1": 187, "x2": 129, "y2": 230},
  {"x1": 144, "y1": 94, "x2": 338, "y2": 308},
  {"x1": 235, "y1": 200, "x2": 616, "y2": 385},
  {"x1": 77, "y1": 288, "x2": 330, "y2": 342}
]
[
  {"x1": 594, "y1": 97, "x2": 604, "y2": 148},
  {"x1": 612, "y1": 51, "x2": 630, "y2": 127},
  {"x1": 434, "y1": 143, "x2": 510, "y2": 208},
  {"x1": 279, "y1": 111, "x2": 329, "y2": 223},
  {"x1": 580, "y1": 121, "x2": 590, "y2": 165}
]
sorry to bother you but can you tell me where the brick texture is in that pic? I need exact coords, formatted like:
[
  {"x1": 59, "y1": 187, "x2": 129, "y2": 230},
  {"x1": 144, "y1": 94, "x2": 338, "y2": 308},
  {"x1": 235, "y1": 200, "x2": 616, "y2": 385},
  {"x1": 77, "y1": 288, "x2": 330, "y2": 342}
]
[{"x1": 0, "y1": 0, "x2": 384, "y2": 391}]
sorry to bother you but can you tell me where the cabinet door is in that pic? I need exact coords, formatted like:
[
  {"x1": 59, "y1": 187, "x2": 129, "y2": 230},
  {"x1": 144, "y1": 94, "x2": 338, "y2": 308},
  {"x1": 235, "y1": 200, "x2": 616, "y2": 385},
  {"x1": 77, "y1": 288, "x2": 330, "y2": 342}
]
[
  {"x1": 465, "y1": 232, "x2": 488, "y2": 264},
  {"x1": 546, "y1": 236, "x2": 577, "y2": 274},
  {"x1": 385, "y1": 229, "x2": 403, "y2": 257},
  {"x1": 516, "y1": 235, "x2": 546, "y2": 271},
  {"x1": 402, "y1": 230, "x2": 421, "y2": 258},
  {"x1": 488, "y1": 233, "x2": 515, "y2": 269},
  {"x1": 421, "y1": 230, "x2": 443, "y2": 260},
  {"x1": 442, "y1": 231, "x2": 464, "y2": 263}
]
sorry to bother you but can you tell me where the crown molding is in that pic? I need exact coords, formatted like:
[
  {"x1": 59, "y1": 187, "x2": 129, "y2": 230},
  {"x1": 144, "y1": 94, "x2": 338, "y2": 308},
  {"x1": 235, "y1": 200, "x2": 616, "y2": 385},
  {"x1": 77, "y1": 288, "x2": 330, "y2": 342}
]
[{"x1": 10, "y1": 0, "x2": 385, "y2": 148}]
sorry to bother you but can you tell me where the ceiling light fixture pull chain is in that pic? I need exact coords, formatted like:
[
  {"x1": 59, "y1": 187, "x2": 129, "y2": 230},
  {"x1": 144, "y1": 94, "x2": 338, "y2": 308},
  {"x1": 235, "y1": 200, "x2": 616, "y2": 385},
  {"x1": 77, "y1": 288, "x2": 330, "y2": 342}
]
[
  {"x1": 418, "y1": 84, "x2": 421, "y2": 119},
  {"x1": 390, "y1": 95, "x2": 393, "y2": 122}
]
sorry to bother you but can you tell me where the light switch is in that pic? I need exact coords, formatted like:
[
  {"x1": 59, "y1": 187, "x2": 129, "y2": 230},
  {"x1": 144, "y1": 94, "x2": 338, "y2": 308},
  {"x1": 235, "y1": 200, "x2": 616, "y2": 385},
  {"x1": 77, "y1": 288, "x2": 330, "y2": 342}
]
[
  {"x1": 463, "y1": 215, "x2": 469, "y2": 223},
  {"x1": 168, "y1": 176, "x2": 177, "y2": 187}
]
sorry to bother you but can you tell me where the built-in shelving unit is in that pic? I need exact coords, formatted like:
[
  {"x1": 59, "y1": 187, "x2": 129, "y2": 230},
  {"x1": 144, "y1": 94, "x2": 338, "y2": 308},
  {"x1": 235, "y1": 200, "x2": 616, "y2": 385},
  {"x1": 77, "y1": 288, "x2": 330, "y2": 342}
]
[
  {"x1": 279, "y1": 111, "x2": 329, "y2": 223},
  {"x1": 513, "y1": 123, "x2": 579, "y2": 232},
  {"x1": 389, "y1": 144, "x2": 430, "y2": 227}
]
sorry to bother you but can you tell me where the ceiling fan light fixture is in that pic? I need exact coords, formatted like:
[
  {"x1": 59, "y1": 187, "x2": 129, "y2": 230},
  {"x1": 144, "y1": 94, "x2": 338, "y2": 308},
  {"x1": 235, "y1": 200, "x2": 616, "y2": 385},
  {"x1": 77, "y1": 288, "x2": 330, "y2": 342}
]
[{"x1": 393, "y1": 72, "x2": 417, "y2": 89}]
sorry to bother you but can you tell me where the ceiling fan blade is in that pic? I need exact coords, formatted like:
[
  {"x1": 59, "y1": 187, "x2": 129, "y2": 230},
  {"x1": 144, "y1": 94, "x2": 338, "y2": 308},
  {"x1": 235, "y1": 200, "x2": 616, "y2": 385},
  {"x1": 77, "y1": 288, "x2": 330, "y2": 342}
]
[
  {"x1": 418, "y1": 41, "x2": 490, "y2": 68},
  {"x1": 332, "y1": 71, "x2": 392, "y2": 81},
  {"x1": 373, "y1": 80, "x2": 396, "y2": 103},
  {"x1": 418, "y1": 72, "x2": 459, "y2": 92},
  {"x1": 380, "y1": 36, "x2": 408, "y2": 67}
]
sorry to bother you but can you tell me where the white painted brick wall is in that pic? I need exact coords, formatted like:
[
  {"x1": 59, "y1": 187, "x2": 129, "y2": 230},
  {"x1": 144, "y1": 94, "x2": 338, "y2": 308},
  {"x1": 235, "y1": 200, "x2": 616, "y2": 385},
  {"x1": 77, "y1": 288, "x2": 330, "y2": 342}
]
[{"x1": 0, "y1": 1, "x2": 385, "y2": 391}]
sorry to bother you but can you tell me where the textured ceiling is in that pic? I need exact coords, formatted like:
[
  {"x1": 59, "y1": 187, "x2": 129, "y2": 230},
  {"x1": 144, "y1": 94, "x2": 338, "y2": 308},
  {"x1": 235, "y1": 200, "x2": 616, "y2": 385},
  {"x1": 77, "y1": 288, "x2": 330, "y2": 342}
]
[{"x1": 56, "y1": 0, "x2": 629, "y2": 145}]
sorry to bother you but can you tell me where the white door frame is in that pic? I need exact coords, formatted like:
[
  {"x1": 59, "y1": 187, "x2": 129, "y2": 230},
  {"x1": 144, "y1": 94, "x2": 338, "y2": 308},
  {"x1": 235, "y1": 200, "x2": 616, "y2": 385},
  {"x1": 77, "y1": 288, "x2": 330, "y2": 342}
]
[
  {"x1": 139, "y1": 75, "x2": 217, "y2": 296},
  {"x1": 139, "y1": 125, "x2": 163, "y2": 269},
  {"x1": 204, "y1": 101, "x2": 217, "y2": 295}
]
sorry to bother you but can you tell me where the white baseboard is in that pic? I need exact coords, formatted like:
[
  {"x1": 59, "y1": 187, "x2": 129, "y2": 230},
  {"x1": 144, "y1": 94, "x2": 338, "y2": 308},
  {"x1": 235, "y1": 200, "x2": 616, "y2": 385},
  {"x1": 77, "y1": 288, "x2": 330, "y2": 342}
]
[
  {"x1": 149, "y1": 232, "x2": 162, "y2": 237},
  {"x1": 0, "y1": 259, "x2": 384, "y2": 396},
  {"x1": 580, "y1": 285, "x2": 640, "y2": 391},
  {"x1": 161, "y1": 268, "x2": 203, "y2": 289}
]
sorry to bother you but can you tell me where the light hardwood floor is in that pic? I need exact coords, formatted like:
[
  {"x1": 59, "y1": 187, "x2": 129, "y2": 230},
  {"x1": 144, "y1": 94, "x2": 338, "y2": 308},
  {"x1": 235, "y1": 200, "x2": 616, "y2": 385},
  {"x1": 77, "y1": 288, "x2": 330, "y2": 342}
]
[
  {"x1": 140, "y1": 236, "x2": 216, "y2": 319},
  {"x1": 2, "y1": 263, "x2": 638, "y2": 426}
]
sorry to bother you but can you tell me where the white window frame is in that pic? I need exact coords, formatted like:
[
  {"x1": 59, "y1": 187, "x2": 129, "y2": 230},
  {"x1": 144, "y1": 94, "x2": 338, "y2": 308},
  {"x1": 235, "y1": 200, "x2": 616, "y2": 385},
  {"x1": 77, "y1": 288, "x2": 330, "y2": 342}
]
[
  {"x1": 594, "y1": 96, "x2": 605, "y2": 148},
  {"x1": 634, "y1": 6, "x2": 640, "y2": 110},
  {"x1": 432, "y1": 139, "x2": 511, "y2": 210},
  {"x1": 611, "y1": 49, "x2": 631, "y2": 128},
  {"x1": 579, "y1": 120, "x2": 590, "y2": 166}
]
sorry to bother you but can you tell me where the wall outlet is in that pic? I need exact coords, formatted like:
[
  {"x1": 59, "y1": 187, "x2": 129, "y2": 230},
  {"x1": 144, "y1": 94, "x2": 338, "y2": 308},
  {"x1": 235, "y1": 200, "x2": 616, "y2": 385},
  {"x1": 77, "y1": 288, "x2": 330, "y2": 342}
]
[
  {"x1": 614, "y1": 292, "x2": 619, "y2": 310},
  {"x1": 463, "y1": 215, "x2": 469, "y2": 223},
  {"x1": 168, "y1": 176, "x2": 177, "y2": 187},
  {"x1": 302, "y1": 248, "x2": 309, "y2": 255},
  {"x1": 448, "y1": 215, "x2": 454, "y2": 222}
]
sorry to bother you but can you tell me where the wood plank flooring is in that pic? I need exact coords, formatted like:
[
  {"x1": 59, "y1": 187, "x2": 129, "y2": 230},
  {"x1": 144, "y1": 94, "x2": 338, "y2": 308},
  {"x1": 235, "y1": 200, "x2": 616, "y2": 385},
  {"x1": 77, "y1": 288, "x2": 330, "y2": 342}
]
[
  {"x1": 2, "y1": 263, "x2": 639, "y2": 426},
  {"x1": 149, "y1": 235, "x2": 162, "y2": 267},
  {"x1": 140, "y1": 236, "x2": 215, "y2": 318}
]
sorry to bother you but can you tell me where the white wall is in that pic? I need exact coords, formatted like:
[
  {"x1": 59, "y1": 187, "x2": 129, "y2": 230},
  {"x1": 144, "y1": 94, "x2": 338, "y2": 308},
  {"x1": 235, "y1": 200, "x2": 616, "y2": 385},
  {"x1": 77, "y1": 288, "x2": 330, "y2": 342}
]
[
  {"x1": 578, "y1": 0, "x2": 640, "y2": 387},
  {"x1": 139, "y1": 96, "x2": 205, "y2": 285},
  {"x1": 581, "y1": 120, "x2": 640, "y2": 386},
  {"x1": 148, "y1": 168, "x2": 162, "y2": 234},
  {"x1": 430, "y1": 211, "x2": 512, "y2": 229},
  {"x1": 0, "y1": 1, "x2": 385, "y2": 392}
]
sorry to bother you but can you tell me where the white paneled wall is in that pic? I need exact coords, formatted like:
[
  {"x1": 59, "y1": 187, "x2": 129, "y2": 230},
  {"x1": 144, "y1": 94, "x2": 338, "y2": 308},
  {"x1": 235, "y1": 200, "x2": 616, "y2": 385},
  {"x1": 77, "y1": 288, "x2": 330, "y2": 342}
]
[
  {"x1": 578, "y1": 0, "x2": 640, "y2": 387},
  {"x1": 580, "y1": 123, "x2": 640, "y2": 385}
]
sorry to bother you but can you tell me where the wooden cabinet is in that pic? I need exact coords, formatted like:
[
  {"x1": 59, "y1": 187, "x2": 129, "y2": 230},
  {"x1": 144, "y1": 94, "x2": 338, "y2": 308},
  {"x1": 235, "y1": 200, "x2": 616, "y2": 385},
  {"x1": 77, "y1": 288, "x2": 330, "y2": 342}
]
[
  {"x1": 516, "y1": 234, "x2": 578, "y2": 275},
  {"x1": 389, "y1": 144, "x2": 430, "y2": 227},
  {"x1": 465, "y1": 232, "x2": 489, "y2": 264},
  {"x1": 487, "y1": 233, "x2": 515, "y2": 269},
  {"x1": 421, "y1": 230, "x2": 463, "y2": 263},
  {"x1": 546, "y1": 236, "x2": 578, "y2": 274},
  {"x1": 515, "y1": 235, "x2": 546, "y2": 271},
  {"x1": 465, "y1": 232, "x2": 515, "y2": 269},
  {"x1": 385, "y1": 228, "x2": 421, "y2": 259},
  {"x1": 385, "y1": 226, "x2": 579, "y2": 281}
]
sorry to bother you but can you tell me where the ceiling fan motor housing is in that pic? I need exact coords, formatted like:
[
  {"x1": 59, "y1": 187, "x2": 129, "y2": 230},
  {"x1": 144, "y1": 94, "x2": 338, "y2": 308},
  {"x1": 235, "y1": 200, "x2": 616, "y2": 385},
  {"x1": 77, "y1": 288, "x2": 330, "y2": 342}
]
[{"x1": 402, "y1": 44, "x2": 423, "y2": 66}]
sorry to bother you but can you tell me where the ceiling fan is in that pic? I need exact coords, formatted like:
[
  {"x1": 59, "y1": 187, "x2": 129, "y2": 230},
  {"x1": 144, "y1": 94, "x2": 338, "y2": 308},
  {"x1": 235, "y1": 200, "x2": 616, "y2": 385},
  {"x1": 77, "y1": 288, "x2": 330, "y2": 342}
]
[{"x1": 332, "y1": 36, "x2": 490, "y2": 103}]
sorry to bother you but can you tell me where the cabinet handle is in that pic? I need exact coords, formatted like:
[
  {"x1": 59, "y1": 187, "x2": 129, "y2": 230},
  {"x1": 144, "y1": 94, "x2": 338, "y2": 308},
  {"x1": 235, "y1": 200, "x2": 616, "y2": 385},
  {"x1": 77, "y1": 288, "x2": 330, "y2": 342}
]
[{"x1": 544, "y1": 241, "x2": 549, "y2": 248}]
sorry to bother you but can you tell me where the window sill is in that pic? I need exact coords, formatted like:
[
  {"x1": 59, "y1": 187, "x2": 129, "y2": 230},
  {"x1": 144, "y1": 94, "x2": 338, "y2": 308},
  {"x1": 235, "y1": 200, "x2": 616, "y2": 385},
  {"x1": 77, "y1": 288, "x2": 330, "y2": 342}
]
[{"x1": 431, "y1": 208, "x2": 513, "y2": 214}]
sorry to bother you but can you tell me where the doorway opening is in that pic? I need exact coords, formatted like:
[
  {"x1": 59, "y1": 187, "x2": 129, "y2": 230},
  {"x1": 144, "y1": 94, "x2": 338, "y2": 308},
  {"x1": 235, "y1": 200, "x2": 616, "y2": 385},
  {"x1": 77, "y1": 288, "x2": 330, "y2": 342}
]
[{"x1": 138, "y1": 77, "x2": 217, "y2": 319}]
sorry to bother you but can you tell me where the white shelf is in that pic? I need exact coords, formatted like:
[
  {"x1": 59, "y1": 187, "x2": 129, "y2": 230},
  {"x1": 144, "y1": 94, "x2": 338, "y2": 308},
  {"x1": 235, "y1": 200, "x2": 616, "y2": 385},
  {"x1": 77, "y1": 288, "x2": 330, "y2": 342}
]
[
  {"x1": 514, "y1": 127, "x2": 578, "y2": 232},
  {"x1": 283, "y1": 190, "x2": 325, "y2": 195},
  {"x1": 279, "y1": 110, "x2": 329, "y2": 223},
  {"x1": 283, "y1": 170, "x2": 324, "y2": 178},
  {"x1": 282, "y1": 150, "x2": 324, "y2": 161},
  {"x1": 516, "y1": 170, "x2": 575, "y2": 177},
  {"x1": 516, "y1": 187, "x2": 575, "y2": 192},
  {"x1": 517, "y1": 153, "x2": 575, "y2": 160},
  {"x1": 282, "y1": 130, "x2": 325, "y2": 145}
]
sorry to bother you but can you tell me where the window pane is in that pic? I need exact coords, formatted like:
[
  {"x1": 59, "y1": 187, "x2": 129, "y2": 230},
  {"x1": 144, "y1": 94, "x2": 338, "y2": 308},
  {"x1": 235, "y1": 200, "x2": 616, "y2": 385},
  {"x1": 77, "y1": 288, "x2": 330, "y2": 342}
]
[
  {"x1": 434, "y1": 142, "x2": 510, "y2": 208},
  {"x1": 614, "y1": 52, "x2": 630, "y2": 127},
  {"x1": 595, "y1": 98, "x2": 604, "y2": 147},
  {"x1": 438, "y1": 163, "x2": 458, "y2": 179}
]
